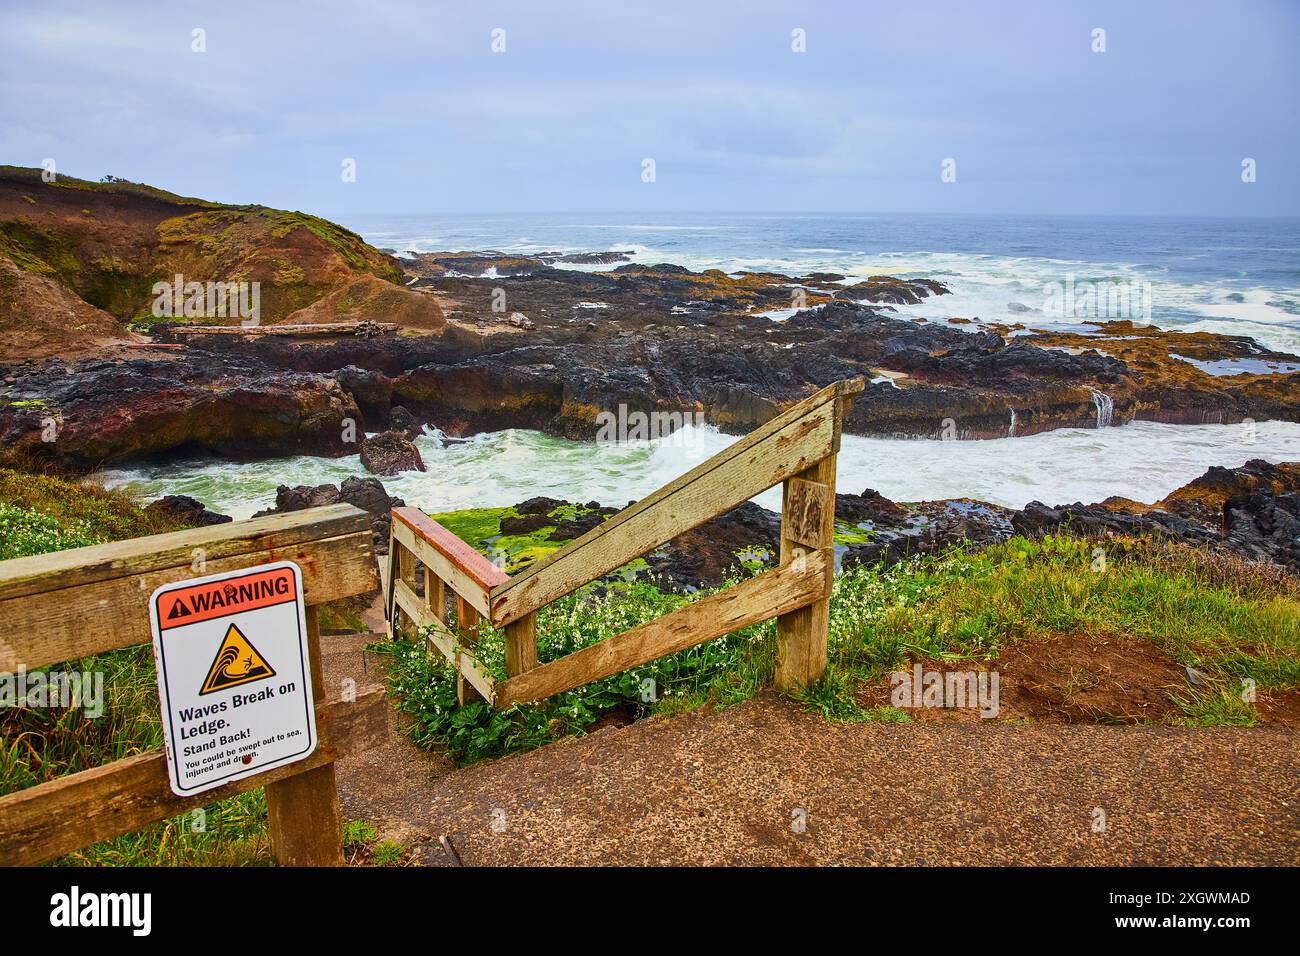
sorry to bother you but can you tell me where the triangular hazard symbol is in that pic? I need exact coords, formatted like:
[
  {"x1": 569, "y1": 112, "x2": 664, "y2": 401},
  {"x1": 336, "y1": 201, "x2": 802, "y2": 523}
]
[
  {"x1": 199, "y1": 623, "x2": 276, "y2": 695},
  {"x1": 166, "y1": 597, "x2": 192, "y2": 621}
]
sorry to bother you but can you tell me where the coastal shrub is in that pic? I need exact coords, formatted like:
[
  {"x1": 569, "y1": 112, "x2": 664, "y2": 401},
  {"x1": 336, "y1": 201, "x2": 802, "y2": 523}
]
[
  {"x1": 0, "y1": 468, "x2": 182, "y2": 552},
  {"x1": 375, "y1": 575, "x2": 777, "y2": 765},
  {"x1": 0, "y1": 500, "x2": 101, "y2": 559}
]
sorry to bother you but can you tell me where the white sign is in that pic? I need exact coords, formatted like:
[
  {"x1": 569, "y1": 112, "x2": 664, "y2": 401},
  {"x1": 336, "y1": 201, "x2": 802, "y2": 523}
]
[{"x1": 149, "y1": 561, "x2": 317, "y2": 796}]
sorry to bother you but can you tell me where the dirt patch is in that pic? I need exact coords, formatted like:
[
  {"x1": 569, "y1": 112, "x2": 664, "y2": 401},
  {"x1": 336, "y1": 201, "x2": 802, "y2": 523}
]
[
  {"x1": 1256, "y1": 688, "x2": 1300, "y2": 726},
  {"x1": 861, "y1": 632, "x2": 1190, "y2": 724}
]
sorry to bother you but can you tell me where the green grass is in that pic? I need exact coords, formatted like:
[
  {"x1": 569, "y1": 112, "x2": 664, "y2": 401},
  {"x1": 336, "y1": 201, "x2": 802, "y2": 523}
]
[
  {"x1": 341, "y1": 819, "x2": 413, "y2": 866},
  {"x1": 0, "y1": 468, "x2": 182, "y2": 553},
  {"x1": 379, "y1": 532, "x2": 1300, "y2": 764}
]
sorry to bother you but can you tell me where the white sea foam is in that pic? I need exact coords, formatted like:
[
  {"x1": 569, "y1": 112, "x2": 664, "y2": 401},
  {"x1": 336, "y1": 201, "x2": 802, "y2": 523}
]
[{"x1": 100, "y1": 420, "x2": 1300, "y2": 520}]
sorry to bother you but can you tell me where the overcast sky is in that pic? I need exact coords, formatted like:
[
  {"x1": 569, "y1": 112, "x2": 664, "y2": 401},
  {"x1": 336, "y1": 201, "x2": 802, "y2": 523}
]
[{"x1": 2, "y1": 0, "x2": 1296, "y2": 217}]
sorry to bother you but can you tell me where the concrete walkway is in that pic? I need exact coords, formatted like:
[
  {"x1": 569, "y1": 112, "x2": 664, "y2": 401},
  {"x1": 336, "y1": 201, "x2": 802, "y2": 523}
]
[{"x1": 326, "y1": 636, "x2": 1299, "y2": 866}]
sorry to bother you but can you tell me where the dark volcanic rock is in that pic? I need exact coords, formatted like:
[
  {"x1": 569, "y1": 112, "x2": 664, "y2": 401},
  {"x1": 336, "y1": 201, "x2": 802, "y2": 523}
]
[
  {"x1": 835, "y1": 488, "x2": 909, "y2": 525},
  {"x1": 1156, "y1": 458, "x2": 1300, "y2": 525},
  {"x1": 644, "y1": 501, "x2": 781, "y2": 590},
  {"x1": 1225, "y1": 491, "x2": 1300, "y2": 568},
  {"x1": 388, "y1": 405, "x2": 423, "y2": 437},
  {"x1": 359, "y1": 430, "x2": 426, "y2": 477},
  {"x1": 550, "y1": 506, "x2": 619, "y2": 541},
  {"x1": 5, "y1": 246, "x2": 1299, "y2": 474},
  {"x1": 0, "y1": 356, "x2": 362, "y2": 472},
  {"x1": 840, "y1": 498, "x2": 1018, "y2": 570},
  {"x1": 254, "y1": 476, "x2": 404, "y2": 555},
  {"x1": 1006, "y1": 460, "x2": 1300, "y2": 573},
  {"x1": 491, "y1": 459, "x2": 1300, "y2": 591},
  {"x1": 516, "y1": 496, "x2": 567, "y2": 515},
  {"x1": 145, "y1": 494, "x2": 232, "y2": 526},
  {"x1": 500, "y1": 512, "x2": 554, "y2": 535}
]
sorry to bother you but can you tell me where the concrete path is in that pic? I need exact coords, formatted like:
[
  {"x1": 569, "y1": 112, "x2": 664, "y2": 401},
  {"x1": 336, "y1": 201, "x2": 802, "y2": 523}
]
[{"x1": 325, "y1": 636, "x2": 1300, "y2": 866}]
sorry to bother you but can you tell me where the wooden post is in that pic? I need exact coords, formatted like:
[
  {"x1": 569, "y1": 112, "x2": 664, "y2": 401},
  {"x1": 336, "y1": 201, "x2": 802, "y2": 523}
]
[
  {"x1": 395, "y1": 544, "x2": 414, "y2": 635},
  {"x1": 457, "y1": 596, "x2": 483, "y2": 704},
  {"x1": 425, "y1": 566, "x2": 446, "y2": 624},
  {"x1": 265, "y1": 605, "x2": 345, "y2": 866},
  {"x1": 504, "y1": 611, "x2": 538, "y2": 679},
  {"x1": 774, "y1": 454, "x2": 836, "y2": 692}
]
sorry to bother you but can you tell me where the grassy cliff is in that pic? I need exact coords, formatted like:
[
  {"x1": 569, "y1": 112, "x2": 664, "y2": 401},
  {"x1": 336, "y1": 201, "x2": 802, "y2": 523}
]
[{"x1": 0, "y1": 167, "x2": 440, "y2": 359}]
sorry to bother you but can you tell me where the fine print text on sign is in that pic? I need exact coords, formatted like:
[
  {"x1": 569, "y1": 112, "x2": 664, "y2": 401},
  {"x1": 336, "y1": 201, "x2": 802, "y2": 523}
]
[{"x1": 149, "y1": 561, "x2": 317, "y2": 796}]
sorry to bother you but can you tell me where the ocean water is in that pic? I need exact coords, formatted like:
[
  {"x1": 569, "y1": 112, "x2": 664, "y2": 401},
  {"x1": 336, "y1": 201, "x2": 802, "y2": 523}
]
[
  {"x1": 103, "y1": 419, "x2": 1300, "y2": 521},
  {"x1": 351, "y1": 212, "x2": 1300, "y2": 353},
  {"x1": 103, "y1": 212, "x2": 1300, "y2": 515}
]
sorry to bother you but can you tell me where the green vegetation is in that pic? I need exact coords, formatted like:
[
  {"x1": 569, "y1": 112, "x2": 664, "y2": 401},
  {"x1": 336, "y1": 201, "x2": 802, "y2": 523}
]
[
  {"x1": 431, "y1": 505, "x2": 570, "y2": 573},
  {"x1": 379, "y1": 531, "x2": 1300, "y2": 765},
  {"x1": 0, "y1": 468, "x2": 183, "y2": 559},
  {"x1": 0, "y1": 470, "x2": 275, "y2": 864},
  {"x1": 342, "y1": 819, "x2": 413, "y2": 866},
  {"x1": 5, "y1": 465, "x2": 1297, "y2": 861}
]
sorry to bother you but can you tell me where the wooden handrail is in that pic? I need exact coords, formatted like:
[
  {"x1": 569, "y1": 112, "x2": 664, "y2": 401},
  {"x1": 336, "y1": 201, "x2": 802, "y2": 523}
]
[
  {"x1": 488, "y1": 378, "x2": 862, "y2": 627},
  {"x1": 392, "y1": 507, "x2": 510, "y2": 591},
  {"x1": 0, "y1": 505, "x2": 385, "y2": 867},
  {"x1": 0, "y1": 504, "x2": 375, "y2": 672},
  {"x1": 0, "y1": 503, "x2": 369, "y2": 601},
  {"x1": 383, "y1": 376, "x2": 861, "y2": 709},
  {"x1": 390, "y1": 507, "x2": 507, "y2": 620}
]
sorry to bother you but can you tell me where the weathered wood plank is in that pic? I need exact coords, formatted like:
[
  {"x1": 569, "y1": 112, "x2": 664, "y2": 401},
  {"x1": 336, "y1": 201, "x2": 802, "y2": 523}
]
[
  {"x1": 391, "y1": 515, "x2": 500, "y2": 619},
  {"x1": 495, "y1": 551, "x2": 831, "y2": 707},
  {"x1": 456, "y1": 595, "x2": 483, "y2": 704},
  {"x1": 784, "y1": 478, "x2": 830, "y2": 550},
  {"x1": 0, "y1": 686, "x2": 388, "y2": 867},
  {"x1": 391, "y1": 579, "x2": 495, "y2": 701},
  {"x1": 504, "y1": 612, "x2": 538, "y2": 679},
  {"x1": 0, "y1": 529, "x2": 376, "y2": 672},
  {"x1": 428, "y1": 569, "x2": 447, "y2": 624},
  {"x1": 489, "y1": 390, "x2": 845, "y2": 626},
  {"x1": 396, "y1": 539, "x2": 415, "y2": 633},
  {"x1": 393, "y1": 508, "x2": 509, "y2": 590},
  {"x1": 775, "y1": 455, "x2": 837, "y2": 691},
  {"x1": 0, "y1": 504, "x2": 370, "y2": 601}
]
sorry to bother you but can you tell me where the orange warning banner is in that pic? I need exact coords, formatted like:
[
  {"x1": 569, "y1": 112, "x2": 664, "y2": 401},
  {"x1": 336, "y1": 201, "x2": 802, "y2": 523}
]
[{"x1": 157, "y1": 565, "x2": 298, "y2": 630}]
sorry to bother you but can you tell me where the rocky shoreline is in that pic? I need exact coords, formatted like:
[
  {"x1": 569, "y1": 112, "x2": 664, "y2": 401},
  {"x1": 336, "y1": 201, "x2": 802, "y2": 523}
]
[
  {"x1": 3, "y1": 169, "x2": 1299, "y2": 571},
  {"x1": 205, "y1": 458, "x2": 1300, "y2": 592},
  {"x1": 4, "y1": 255, "x2": 1299, "y2": 473}
]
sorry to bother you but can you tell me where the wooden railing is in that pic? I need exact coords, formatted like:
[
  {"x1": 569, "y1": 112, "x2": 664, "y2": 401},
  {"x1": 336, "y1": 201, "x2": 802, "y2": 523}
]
[
  {"x1": 386, "y1": 377, "x2": 863, "y2": 707},
  {"x1": 0, "y1": 504, "x2": 385, "y2": 867}
]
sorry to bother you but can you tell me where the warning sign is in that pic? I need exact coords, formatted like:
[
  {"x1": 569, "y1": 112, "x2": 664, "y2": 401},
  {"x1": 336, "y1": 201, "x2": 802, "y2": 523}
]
[{"x1": 149, "y1": 561, "x2": 317, "y2": 796}]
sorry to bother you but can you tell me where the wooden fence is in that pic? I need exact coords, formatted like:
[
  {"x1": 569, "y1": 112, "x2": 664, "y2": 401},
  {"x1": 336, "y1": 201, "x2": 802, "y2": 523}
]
[
  {"x1": 387, "y1": 377, "x2": 863, "y2": 707},
  {"x1": 0, "y1": 504, "x2": 385, "y2": 867}
]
